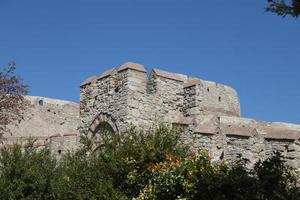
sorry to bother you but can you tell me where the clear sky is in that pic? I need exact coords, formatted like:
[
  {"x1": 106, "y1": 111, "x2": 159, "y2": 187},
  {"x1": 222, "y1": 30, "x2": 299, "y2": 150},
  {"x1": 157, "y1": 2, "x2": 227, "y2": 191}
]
[{"x1": 0, "y1": 0, "x2": 299, "y2": 124}]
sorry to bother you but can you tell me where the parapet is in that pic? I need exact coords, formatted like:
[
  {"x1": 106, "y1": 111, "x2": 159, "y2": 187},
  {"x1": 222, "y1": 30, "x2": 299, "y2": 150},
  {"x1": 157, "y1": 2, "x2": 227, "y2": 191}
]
[
  {"x1": 25, "y1": 96, "x2": 78, "y2": 106},
  {"x1": 80, "y1": 68, "x2": 117, "y2": 87},
  {"x1": 80, "y1": 62, "x2": 241, "y2": 118},
  {"x1": 151, "y1": 68, "x2": 187, "y2": 82}
]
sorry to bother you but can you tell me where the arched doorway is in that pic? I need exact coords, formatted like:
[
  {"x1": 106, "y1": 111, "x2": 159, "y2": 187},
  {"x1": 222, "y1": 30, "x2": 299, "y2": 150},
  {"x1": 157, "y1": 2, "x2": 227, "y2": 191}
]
[
  {"x1": 89, "y1": 113, "x2": 118, "y2": 136},
  {"x1": 93, "y1": 121, "x2": 115, "y2": 135},
  {"x1": 88, "y1": 114, "x2": 118, "y2": 152}
]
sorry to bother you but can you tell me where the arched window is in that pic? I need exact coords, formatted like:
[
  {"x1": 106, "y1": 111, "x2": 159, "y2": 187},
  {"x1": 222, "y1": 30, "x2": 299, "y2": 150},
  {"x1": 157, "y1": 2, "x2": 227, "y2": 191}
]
[{"x1": 38, "y1": 99, "x2": 44, "y2": 106}]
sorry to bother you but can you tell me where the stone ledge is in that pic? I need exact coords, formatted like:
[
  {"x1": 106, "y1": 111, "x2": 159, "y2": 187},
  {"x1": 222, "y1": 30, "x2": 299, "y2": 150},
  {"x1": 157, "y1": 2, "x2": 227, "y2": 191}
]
[
  {"x1": 264, "y1": 129, "x2": 300, "y2": 141},
  {"x1": 183, "y1": 79, "x2": 202, "y2": 88},
  {"x1": 63, "y1": 133, "x2": 78, "y2": 137},
  {"x1": 169, "y1": 116, "x2": 193, "y2": 125},
  {"x1": 50, "y1": 134, "x2": 62, "y2": 138},
  {"x1": 80, "y1": 76, "x2": 98, "y2": 87},
  {"x1": 97, "y1": 68, "x2": 117, "y2": 80},
  {"x1": 194, "y1": 125, "x2": 218, "y2": 135},
  {"x1": 201, "y1": 107, "x2": 239, "y2": 117},
  {"x1": 118, "y1": 62, "x2": 147, "y2": 73},
  {"x1": 222, "y1": 125, "x2": 255, "y2": 137},
  {"x1": 152, "y1": 68, "x2": 187, "y2": 82},
  {"x1": 81, "y1": 68, "x2": 117, "y2": 87}
]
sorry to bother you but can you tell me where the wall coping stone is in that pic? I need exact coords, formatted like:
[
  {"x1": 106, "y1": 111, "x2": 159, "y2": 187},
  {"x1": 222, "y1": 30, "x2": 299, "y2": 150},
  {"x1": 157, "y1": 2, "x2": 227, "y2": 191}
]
[
  {"x1": 50, "y1": 134, "x2": 62, "y2": 138},
  {"x1": 170, "y1": 116, "x2": 193, "y2": 125},
  {"x1": 222, "y1": 125, "x2": 255, "y2": 137},
  {"x1": 183, "y1": 79, "x2": 202, "y2": 88},
  {"x1": 118, "y1": 62, "x2": 147, "y2": 73},
  {"x1": 194, "y1": 125, "x2": 218, "y2": 135},
  {"x1": 97, "y1": 68, "x2": 117, "y2": 80},
  {"x1": 80, "y1": 76, "x2": 98, "y2": 87},
  {"x1": 63, "y1": 133, "x2": 78, "y2": 137},
  {"x1": 201, "y1": 106, "x2": 239, "y2": 116},
  {"x1": 152, "y1": 68, "x2": 187, "y2": 82},
  {"x1": 264, "y1": 129, "x2": 300, "y2": 141}
]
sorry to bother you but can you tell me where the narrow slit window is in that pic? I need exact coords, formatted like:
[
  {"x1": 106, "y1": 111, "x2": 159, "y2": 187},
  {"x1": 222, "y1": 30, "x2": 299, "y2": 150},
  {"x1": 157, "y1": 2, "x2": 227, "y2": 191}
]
[{"x1": 218, "y1": 97, "x2": 221, "y2": 102}]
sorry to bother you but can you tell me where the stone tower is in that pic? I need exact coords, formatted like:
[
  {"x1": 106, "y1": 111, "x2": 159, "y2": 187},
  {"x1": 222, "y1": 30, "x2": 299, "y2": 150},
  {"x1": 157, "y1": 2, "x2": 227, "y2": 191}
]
[
  {"x1": 79, "y1": 62, "x2": 240, "y2": 133},
  {"x1": 80, "y1": 62, "x2": 300, "y2": 171}
]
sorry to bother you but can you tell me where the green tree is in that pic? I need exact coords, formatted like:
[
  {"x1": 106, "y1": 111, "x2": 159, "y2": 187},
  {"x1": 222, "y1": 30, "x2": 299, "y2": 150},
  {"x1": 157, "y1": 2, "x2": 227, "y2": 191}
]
[
  {"x1": 266, "y1": 0, "x2": 300, "y2": 17},
  {"x1": 0, "y1": 142, "x2": 56, "y2": 200}
]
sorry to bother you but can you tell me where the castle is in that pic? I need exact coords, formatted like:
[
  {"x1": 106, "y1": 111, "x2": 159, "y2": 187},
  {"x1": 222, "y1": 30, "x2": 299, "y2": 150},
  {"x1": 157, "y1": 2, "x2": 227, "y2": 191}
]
[
  {"x1": 3, "y1": 62, "x2": 300, "y2": 171},
  {"x1": 79, "y1": 62, "x2": 300, "y2": 170}
]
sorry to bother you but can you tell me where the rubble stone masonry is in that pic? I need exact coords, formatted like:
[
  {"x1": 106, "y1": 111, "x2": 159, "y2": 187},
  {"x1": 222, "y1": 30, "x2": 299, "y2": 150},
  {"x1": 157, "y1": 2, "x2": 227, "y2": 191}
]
[
  {"x1": 3, "y1": 62, "x2": 300, "y2": 172},
  {"x1": 80, "y1": 62, "x2": 300, "y2": 172}
]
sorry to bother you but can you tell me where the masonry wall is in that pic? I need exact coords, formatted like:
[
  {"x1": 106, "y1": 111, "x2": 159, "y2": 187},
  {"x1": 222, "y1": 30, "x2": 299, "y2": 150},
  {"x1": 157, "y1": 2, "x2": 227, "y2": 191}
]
[
  {"x1": 127, "y1": 71, "x2": 188, "y2": 129},
  {"x1": 79, "y1": 67, "x2": 130, "y2": 134},
  {"x1": 3, "y1": 63, "x2": 300, "y2": 171},
  {"x1": 0, "y1": 134, "x2": 79, "y2": 156},
  {"x1": 78, "y1": 62, "x2": 300, "y2": 172},
  {"x1": 224, "y1": 135, "x2": 259, "y2": 166},
  {"x1": 79, "y1": 62, "x2": 241, "y2": 135},
  {"x1": 183, "y1": 80, "x2": 240, "y2": 117}
]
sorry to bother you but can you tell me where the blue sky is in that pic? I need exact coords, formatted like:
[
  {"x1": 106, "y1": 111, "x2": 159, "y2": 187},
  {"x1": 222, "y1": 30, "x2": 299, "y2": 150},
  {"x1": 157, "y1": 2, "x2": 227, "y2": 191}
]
[{"x1": 0, "y1": 0, "x2": 299, "y2": 124}]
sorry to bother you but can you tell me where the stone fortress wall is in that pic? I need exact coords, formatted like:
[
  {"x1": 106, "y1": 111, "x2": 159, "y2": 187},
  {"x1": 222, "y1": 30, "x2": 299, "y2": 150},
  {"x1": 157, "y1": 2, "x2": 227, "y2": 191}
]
[
  {"x1": 2, "y1": 61, "x2": 300, "y2": 171},
  {"x1": 3, "y1": 96, "x2": 80, "y2": 155},
  {"x1": 80, "y1": 62, "x2": 300, "y2": 171}
]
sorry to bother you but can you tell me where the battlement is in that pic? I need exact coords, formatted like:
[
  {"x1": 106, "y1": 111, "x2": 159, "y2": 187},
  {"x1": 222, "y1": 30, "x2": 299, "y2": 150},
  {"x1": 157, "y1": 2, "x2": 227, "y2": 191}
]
[
  {"x1": 3, "y1": 61, "x2": 300, "y2": 172},
  {"x1": 78, "y1": 62, "x2": 300, "y2": 171},
  {"x1": 79, "y1": 62, "x2": 240, "y2": 133}
]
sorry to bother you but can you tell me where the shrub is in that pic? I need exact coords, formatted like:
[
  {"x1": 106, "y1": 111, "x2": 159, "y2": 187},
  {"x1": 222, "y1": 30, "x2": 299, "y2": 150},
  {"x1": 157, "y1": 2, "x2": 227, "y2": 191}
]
[
  {"x1": 52, "y1": 149, "x2": 126, "y2": 200},
  {"x1": 0, "y1": 142, "x2": 56, "y2": 200},
  {"x1": 135, "y1": 152, "x2": 300, "y2": 200},
  {"x1": 88, "y1": 124, "x2": 189, "y2": 198},
  {"x1": 0, "y1": 126, "x2": 299, "y2": 200}
]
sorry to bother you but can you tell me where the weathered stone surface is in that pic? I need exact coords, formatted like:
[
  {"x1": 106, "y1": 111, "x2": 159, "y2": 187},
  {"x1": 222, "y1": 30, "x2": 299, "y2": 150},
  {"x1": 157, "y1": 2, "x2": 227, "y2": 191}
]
[
  {"x1": 152, "y1": 68, "x2": 187, "y2": 82},
  {"x1": 3, "y1": 62, "x2": 300, "y2": 172},
  {"x1": 3, "y1": 96, "x2": 80, "y2": 155},
  {"x1": 79, "y1": 62, "x2": 300, "y2": 171},
  {"x1": 194, "y1": 125, "x2": 218, "y2": 135},
  {"x1": 118, "y1": 62, "x2": 147, "y2": 73}
]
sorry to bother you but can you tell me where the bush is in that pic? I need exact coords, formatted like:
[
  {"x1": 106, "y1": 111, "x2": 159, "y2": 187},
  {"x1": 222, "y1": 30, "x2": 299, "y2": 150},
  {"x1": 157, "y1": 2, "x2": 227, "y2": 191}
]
[
  {"x1": 86, "y1": 124, "x2": 189, "y2": 198},
  {"x1": 52, "y1": 149, "x2": 126, "y2": 200},
  {"x1": 135, "y1": 151, "x2": 300, "y2": 200},
  {"x1": 0, "y1": 125, "x2": 299, "y2": 200},
  {"x1": 0, "y1": 142, "x2": 56, "y2": 199}
]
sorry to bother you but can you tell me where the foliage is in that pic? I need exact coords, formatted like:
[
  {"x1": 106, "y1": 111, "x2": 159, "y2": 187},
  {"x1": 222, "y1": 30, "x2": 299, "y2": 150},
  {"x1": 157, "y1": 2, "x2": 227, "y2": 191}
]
[
  {"x1": 52, "y1": 149, "x2": 126, "y2": 200},
  {"x1": 135, "y1": 151, "x2": 300, "y2": 200},
  {"x1": 0, "y1": 141, "x2": 56, "y2": 200},
  {"x1": 0, "y1": 126, "x2": 299, "y2": 199},
  {"x1": 266, "y1": 0, "x2": 300, "y2": 17},
  {"x1": 0, "y1": 61, "x2": 29, "y2": 135},
  {"x1": 86, "y1": 124, "x2": 189, "y2": 198}
]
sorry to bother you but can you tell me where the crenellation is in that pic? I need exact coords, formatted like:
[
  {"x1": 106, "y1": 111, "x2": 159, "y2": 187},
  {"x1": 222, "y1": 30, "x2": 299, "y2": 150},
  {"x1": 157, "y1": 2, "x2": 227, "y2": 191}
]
[
  {"x1": 3, "y1": 61, "x2": 300, "y2": 171},
  {"x1": 79, "y1": 62, "x2": 300, "y2": 170}
]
